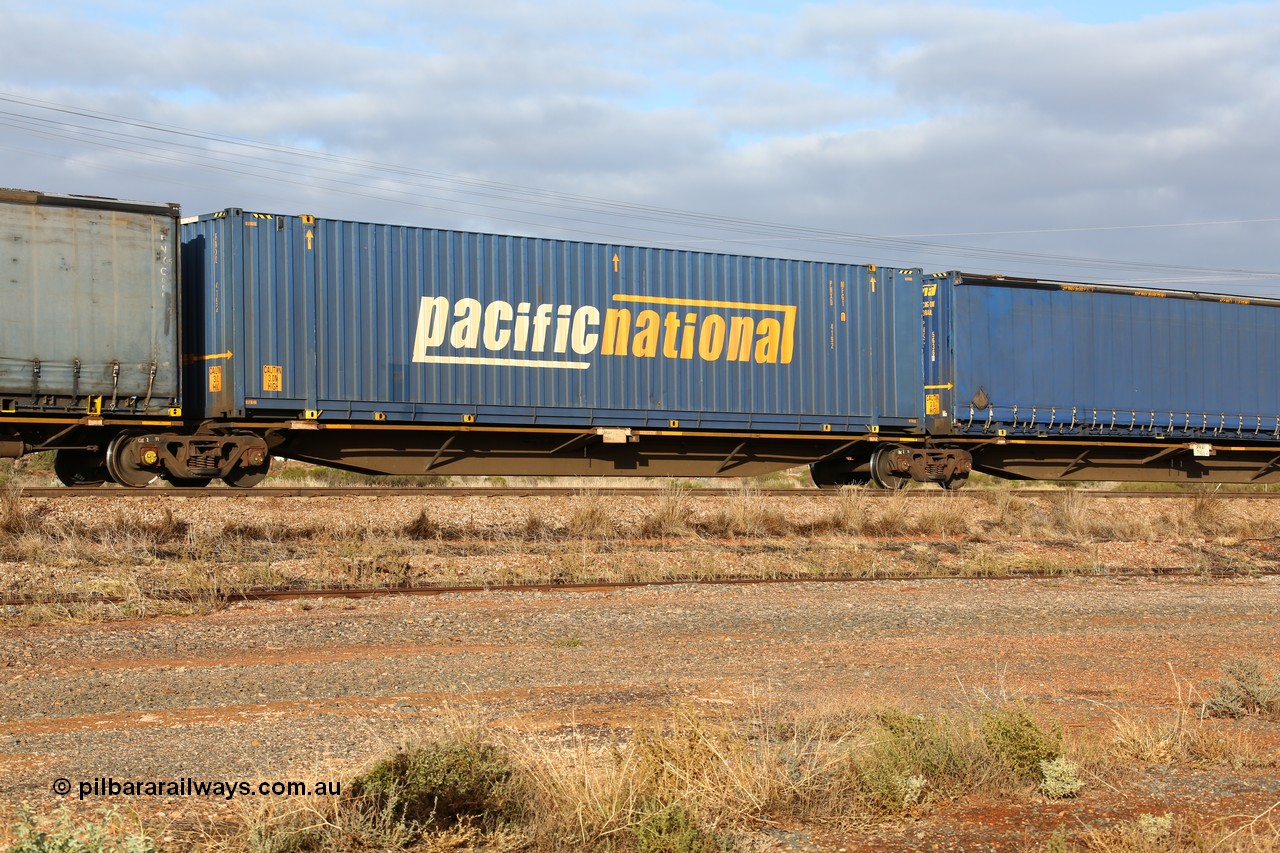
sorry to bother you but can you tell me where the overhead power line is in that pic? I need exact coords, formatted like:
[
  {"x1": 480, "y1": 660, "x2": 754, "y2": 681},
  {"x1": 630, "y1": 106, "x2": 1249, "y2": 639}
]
[{"x1": 0, "y1": 91, "x2": 1276, "y2": 287}]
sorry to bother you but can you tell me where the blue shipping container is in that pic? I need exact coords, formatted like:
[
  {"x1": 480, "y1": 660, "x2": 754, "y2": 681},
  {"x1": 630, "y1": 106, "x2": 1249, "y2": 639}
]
[{"x1": 179, "y1": 211, "x2": 924, "y2": 434}]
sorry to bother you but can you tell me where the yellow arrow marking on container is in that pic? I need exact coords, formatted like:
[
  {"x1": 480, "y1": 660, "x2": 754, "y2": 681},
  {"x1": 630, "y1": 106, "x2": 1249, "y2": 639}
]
[
  {"x1": 183, "y1": 350, "x2": 233, "y2": 365},
  {"x1": 306, "y1": 230, "x2": 314, "y2": 250},
  {"x1": 613, "y1": 254, "x2": 620, "y2": 273}
]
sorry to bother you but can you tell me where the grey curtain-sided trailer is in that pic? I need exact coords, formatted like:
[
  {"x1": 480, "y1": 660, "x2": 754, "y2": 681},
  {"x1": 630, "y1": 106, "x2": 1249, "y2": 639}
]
[
  {"x1": 0, "y1": 188, "x2": 182, "y2": 415},
  {"x1": 0, "y1": 189, "x2": 189, "y2": 481}
]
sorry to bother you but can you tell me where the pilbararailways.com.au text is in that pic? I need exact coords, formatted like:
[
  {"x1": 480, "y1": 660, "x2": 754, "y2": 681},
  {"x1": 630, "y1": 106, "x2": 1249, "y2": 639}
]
[{"x1": 53, "y1": 777, "x2": 341, "y2": 800}]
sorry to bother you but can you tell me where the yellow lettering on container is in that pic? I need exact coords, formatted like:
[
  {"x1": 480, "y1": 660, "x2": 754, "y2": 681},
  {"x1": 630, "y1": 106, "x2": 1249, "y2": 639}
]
[{"x1": 632, "y1": 310, "x2": 661, "y2": 357}]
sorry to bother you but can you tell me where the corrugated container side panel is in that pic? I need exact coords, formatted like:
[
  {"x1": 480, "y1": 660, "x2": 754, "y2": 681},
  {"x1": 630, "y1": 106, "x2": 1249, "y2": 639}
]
[
  {"x1": 181, "y1": 217, "x2": 232, "y2": 416},
  {"x1": 184, "y1": 212, "x2": 923, "y2": 430},
  {"x1": 884, "y1": 269, "x2": 925, "y2": 417},
  {"x1": 1, "y1": 199, "x2": 179, "y2": 408},
  {"x1": 952, "y1": 281, "x2": 1280, "y2": 433}
]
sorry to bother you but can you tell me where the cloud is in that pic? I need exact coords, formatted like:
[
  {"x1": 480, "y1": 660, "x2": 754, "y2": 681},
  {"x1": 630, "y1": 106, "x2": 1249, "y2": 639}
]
[{"x1": 1, "y1": 1, "x2": 1277, "y2": 287}]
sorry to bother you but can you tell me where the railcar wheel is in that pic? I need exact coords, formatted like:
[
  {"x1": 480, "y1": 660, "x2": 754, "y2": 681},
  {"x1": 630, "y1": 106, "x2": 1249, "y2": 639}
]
[
  {"x1": 870, "y1": 446, "x2": 910, "y2": 491},
  {"x1": 810, "y1": 460, "x2": 871, "y2": 489},
  {"x1": 222, "y1": 458, "x2": 270, "y2": 488},
  {"x1": 53, "y1": 449, "x2": 110, "y2": 487},
  {"x1": 164, "y1": 475, "x2": 210, "y2": 488},
  {"x1": 941, "y1": 475, "x2": 969, "y2": 491},
  {"x1": 104, "y1": 432, "x2": 158, "y2": 488}
]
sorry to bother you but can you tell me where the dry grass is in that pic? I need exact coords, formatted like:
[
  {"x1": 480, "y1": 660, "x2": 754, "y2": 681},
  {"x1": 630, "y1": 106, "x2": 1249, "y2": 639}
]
[
  {"x1": 1110, "y1": 709, "x2": 1274, "y2": 770},
  {"x1": 798, "y1": 488, "x2": 924, "y2": 537},
  {"x1": 163, "y1": 699, "x2": 1086, "y2": 852},
  {"x1": 1044, "y1": 491, "x2": 1157, "y2": 541},
  {"x1": 1039, "y1": 489, "x2": 1280, "y2": 544},
  {"x1": 7, "y1": 693, "x2": 1279, "y2": 852},
  {"x1": 0, "y1": 486, "x2": 39, "y2": 537},
  {"x1": 1046, "y1": 809, "x2": 1280, "y2": 852},
  {"x1": 567, "y1": 489, "x2": 617, "y2": 539},
  {"x1": 638, "y1": 487, "x2": 694, "y2": 537},
  {"x1": 4, "y1": 489, "x2": 1278, "y2": 626},
  {"x1": 1108, "y1": 666, "x2": 1278, "y2": 770},
  {"x1": 695, "y1": 485, "x2": 792, "y2": 537}
]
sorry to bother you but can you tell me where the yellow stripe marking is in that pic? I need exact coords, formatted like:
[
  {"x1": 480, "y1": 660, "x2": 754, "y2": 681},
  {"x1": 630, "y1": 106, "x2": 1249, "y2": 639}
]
[
  {"x1": 612, "y1": 294, "x2": 793, "y2": 313},
  {"x1": 183, "y1": 350, "x2": 233, "y2": 365}
]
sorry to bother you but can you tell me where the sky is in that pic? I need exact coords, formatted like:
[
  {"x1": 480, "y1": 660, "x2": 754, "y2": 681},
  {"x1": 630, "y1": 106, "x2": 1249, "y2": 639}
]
[{"x1": 1, "y1": 0, "x2": 1277, "y2": 292}]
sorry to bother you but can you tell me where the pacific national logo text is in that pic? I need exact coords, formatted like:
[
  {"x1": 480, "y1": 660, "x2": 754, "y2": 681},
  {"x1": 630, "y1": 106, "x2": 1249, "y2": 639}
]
[{"x1": 412, "y1": 294, "x2": 797, "y2": 370}]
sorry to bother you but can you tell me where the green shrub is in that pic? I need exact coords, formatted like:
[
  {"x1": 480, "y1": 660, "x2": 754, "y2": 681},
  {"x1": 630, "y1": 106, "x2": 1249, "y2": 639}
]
[
  {"x1": 633, "y1": 801, "x2": 722, "y2": 853},
  {"x1": 348, "y1": 737, "x2": 516, "y2": 828},
  {"x1": 1038, "y1": 756, "x2": 1084, "y2": 799},
  {"x1": 6, "y1": 807, "x2": 157, "y2": 853},
  {"x1": 980, "y1": 707, "x2": 1064, "y2": 782},
  {"x1": 851, "y1": 710, "x2": 974, "y2": 815}
]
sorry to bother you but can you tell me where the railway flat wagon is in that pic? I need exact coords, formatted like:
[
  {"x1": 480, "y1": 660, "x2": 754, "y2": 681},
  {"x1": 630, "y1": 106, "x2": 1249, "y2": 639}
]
[
  {"x1": 178, "y1": 209, "x2": 943, "y2": 481},
  {"x1": 925, "y1": 273, "x2": 1280, "y2": 484},
  {"x1": 10, "y1": 187, "x2": 1278, "y2": 489}
]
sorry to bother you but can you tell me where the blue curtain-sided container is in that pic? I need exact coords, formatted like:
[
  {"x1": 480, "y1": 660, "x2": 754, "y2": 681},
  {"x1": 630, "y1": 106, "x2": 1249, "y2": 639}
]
[{"x1": 934, "y1": 273, "x2": 1280, "y2": 440}]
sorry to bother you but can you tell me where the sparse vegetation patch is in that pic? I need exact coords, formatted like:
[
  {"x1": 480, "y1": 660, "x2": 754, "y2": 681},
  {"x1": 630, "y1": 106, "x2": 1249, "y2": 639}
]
[{"x1": 1201, "y1": 658, "x2": 1280, "y2": 721}]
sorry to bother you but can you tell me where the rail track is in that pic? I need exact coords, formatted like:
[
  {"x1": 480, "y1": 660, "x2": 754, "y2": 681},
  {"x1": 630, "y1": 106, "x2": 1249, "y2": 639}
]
[
  {"x1": 3, "y1": 564, "x2": 1274, "y2": 610},
  {"x1": 11, "y1": 485, "x2": 1280, "y2": 499}
]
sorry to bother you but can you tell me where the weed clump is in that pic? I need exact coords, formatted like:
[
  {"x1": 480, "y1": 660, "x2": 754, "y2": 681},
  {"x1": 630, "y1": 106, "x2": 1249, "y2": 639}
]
[
  {"x1": 980, "y1": 706, "x2": 1065, "y2": 783},
  {"x1": 0, "y1": 487, "x2": 43, "y2": 537},
  {"x1": 1201, "y1": 658, "x2": 1280, "y2": 720},
  {"x1": 1037, "y1": 755, "x2": 1084, "y2": 799},
  {"x1": 640, "y1": 488, "x2": 694, "y2": 537},
  {"x1": 401, "y1": 508, "x2": 442, "y2": 540},
  {"x1": 847, "y1": 710, "x2": 974, "y2": 816},
  {"x1": 348, "y1": 735, "x2": 517, "y2": 830},
  {"x1": 633, "y1": 801, "x2": 723, "y2": 853},
  {"x1": 697, "y1": 486, "x2": 791, "y2": 537},
  {"x1": 568, "y1": 489, "x2": 616, "y2": 538},
  {"x1": 6, "y1": 806, "x2": 158, "y2": 853}
]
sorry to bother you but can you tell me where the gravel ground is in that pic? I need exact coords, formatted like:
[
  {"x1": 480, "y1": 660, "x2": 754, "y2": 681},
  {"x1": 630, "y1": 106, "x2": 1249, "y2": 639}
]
[{"x1": 3, "y1": 571, "x2": 1279, "y2": 850}]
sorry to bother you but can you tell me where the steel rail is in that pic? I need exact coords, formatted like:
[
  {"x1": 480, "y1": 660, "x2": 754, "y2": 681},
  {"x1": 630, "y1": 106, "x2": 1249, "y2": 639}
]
[
  {"x1": 9, "y1": 485, "x2": 1280, "y2": 499},
  {"x1": 3, "y1": 566, "x2": 1272, "y2": 609}
]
